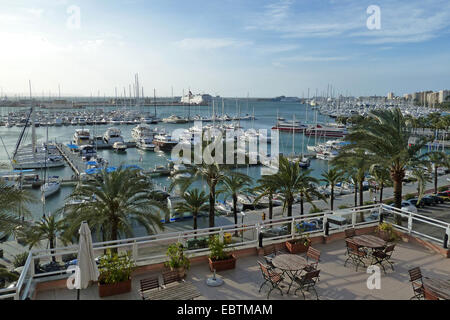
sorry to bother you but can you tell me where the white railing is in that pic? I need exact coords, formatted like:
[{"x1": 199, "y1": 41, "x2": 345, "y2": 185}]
[{"x1": 1, "y1": 203, "x2": 449, "y2": 300}]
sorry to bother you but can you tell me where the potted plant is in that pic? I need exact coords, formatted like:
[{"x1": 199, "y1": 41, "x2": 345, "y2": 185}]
[
  {"x1": 165, "y1": 242, "x2": 190, "y2": 278},
  {"x1": 208, "y1": 235, "x2": 236, "y2": 272},
  {"x1": 375, "y1": 222, "x2": 399, "y2": 242},
  {"x1": 286, "y1": 227, "x2": 311, "y2": 254},
  {"x1": 97, "y1": 251, "x2": 136, "y2": 297}
]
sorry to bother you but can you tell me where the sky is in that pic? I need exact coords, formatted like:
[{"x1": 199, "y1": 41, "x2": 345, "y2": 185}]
[{"x1": 1, "y1": 0, "x2": 450, "y2": 98}]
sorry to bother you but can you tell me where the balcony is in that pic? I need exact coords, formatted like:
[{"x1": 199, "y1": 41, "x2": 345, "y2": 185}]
[{"x1": 1, "y1": 204, "x2": 449, "y2": 300}]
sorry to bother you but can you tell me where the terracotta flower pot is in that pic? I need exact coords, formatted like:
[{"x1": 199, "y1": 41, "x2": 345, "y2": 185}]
[
  {"x1": 171, "y1": 266, "x2": 186, "y2": 279},
  {"x1": 285, "y1": 239, "x2": 311, "y2": 254},
  {"x1": 208, "y1": 254, "x2": 236, "y2": 272},
  {"x1": 98, "y1": 279, "x2": 132, "y2": 297}
]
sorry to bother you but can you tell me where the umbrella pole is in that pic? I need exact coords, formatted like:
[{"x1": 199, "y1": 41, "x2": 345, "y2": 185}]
[{"x1": 77, "y1": 289, "x2": 80, "y2": 300}]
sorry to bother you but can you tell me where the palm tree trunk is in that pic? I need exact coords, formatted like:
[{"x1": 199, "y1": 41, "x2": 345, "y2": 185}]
[
  {"x1": 193, "y1": 213, "x2": 198, "y2": 233},
  {"x1": 49, "y1": 237, "x2": 56, "y2": 263},
  {"x1": 330, "y1": 184, "x2": 334, "y2": 211},
  {"x1": 379, "y1": 182, "x2": 384, "y2": 203},
  {"x1": 233, "y1": 194, "x2": 239, "y2": 236},
  {"x1": 209, "y1": 183, "x2": 216, "y2": 228},
  {"x1": 434, "y1": 167, "x2": 438, "y2": 194},
  {"x1": 111, "y1": 219, "x2": 119, "y2": 253},
  {"x1": 300, "y1": 193, "x2": 304, "y2": 216},
  {"x1": 392, "y1": 169, "x2": 404, "y2": 225},
  {"x1": 359, "y1": 180, "x2": 364, "y2": 206},
  {"x1": 287, "y1": 200, "x2": 293, "y2": 233},
  {"x1": 354, "y1": 185, "x2": 358, "y2": 207},
  {"x1": 268, "y1": 194, "x2": 273, "y2": 220}
]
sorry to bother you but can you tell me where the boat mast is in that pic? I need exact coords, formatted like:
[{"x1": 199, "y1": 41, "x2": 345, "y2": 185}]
[{"x1": 30, "y1": 80, "x2": 36, "y2": 159}]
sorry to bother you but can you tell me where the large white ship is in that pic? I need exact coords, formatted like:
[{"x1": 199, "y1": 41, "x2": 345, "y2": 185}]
[{"x1": 180, "y1": 91, "x2": 212, "y2": 105}]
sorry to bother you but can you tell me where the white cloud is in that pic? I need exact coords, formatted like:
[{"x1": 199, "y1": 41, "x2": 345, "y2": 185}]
[{"x1": 174, "y1": 38, "x2": 252, "y2": 50}]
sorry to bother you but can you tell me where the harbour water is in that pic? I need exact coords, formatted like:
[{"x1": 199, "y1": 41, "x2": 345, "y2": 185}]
[{"x1": 0, "y1": 99, "x2": 335, "y2": 221}]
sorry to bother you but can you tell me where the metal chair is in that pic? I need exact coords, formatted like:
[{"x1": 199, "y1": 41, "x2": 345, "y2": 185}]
[
  {"x1": 294, "y1": 269, "x2": 321, "y2": 300},
  {"x1": 344, "y1": 239, "x2": 368, "y2": 271},
  {"x1": 257, "y1": 261, "x2": 284, "y2": 299},
  {"x1": 263, "y1": 245, "x2": 277, "y2": 266},
  {"x1": 162, "y1": 270, "x2": 184, "y2": 287},
  {"x1": 304, "y1": 247, "x2": 321, "y2": 280},
  {"x1": 371, "y1": 244, "x2": 395, "y2": 274},
  {"x1": 139, "y1": 275, "x2": 160, "y2": 300},
  {"x1": 408, "y1": 267, "x2": 424, "y2": 300}
]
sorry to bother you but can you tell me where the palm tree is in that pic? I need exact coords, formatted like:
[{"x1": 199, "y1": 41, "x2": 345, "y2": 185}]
[
  {"x1": 410, "y1": 168, "x2": 432, "y2": 204},
  {"x1": 369, "y1": 164, "x2": 392, "y2": 203},
  {"x1": 321, "y1": 168, "x2": 344, "y2": 211},
  {"x1": 18, "y1": 213, "x2": 66, "y2": 262},
  {"x1": 0, "y1": 180, "x2": 35, "y2": 238},
  {"x1": 423, "y1": 151, "x2": 449, "y2": 193},
  {"x1": 0, "y1": 265, "x2": 19, "y2": 288},
  {"x1": 341, "y1": 108, "x2": 428, "y2": 223},
  {"x1": 218, "y1": 174, "x2": 252, "y2": 230},
  {"x1": 64, "y1": 166, "x2": 165, "y2": 243},
  {"x1": 170, "y1": 163, "x2": 230, "y2": 229},
  {"x1": 297, "y1": 170, "x2": 323, "y2": 216},
  {"x1": 174, "y1": 189, "x2": 209, "y2": 233},
  {"x1": 253, "y1": 175, "x2": 278, "y2": 220}
]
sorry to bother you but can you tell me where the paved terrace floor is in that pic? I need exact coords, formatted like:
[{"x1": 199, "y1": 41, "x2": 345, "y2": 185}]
[{"x1": 35, "y1": 238, "x2": 450, "y2": 300}]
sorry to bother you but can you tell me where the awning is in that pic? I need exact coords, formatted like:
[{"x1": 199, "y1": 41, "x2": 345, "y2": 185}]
[{"x1": 67, "y1": 144, "x2": 79, "y2": 149}]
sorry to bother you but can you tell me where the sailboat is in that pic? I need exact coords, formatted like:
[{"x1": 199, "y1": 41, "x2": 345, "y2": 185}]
[{"x1": 40, "y1": 126, "x2": 61, "y2": 198}]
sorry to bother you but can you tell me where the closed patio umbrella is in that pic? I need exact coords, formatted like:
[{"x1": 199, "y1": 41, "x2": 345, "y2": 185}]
[{"x1": 75, "y1": 221, "x2": 99, "y2": 300}]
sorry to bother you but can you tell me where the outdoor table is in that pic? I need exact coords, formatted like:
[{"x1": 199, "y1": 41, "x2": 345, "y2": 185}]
[
  {"x1": 143, "y1": 281, "x2": 202, "y2": 300},
  {"x1": 271, "y1": 254, "x2": 307, "y2": 294},
  {"x1": 423, "y1": 277, "x2": 450, "y2": 300},
  {"x1": 352, "y1": 235, "x2": 386, "y2": 250}
]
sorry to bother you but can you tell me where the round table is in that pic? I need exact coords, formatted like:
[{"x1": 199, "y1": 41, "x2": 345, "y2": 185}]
[
  {"x1": 272, "y1": 254, "x2": 307, "y2": 293},
  {"x1": 352, "y1": 235, "x2": 386, "y2": 249}
]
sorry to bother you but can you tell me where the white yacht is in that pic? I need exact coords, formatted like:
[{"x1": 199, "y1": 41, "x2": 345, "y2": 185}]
[
  {"x1": 103, "y1": 128, "x2": 124, "y2": 145},
  {"x1": 162, "y1": 114, "x2": 189, "y2": 124},
  {"x1": 73, "y1": 129, "x2": 91, "y2": 146},
  {"x1": 40, "y1": 179, "x2": 61, "y2": 198},
  {"x1": 131, "y1": 124, "x2": 157, "y2": 140},
  {"x1": 79, "y1": 145, "x2": 97, "y2": 161},
  {"x1": 152, "y1": 133, "x2": 179, "y2": 151},
  {"x1": 112, "y1": 141, "x2": 127, "y2": 153},
  {"x1": 136, "y1": 137, "x2": 155, "y2": 151}
]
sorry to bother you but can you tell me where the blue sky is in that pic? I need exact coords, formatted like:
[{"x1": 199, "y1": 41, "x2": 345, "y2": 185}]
[{"x1": 1, "y1": 0, "x2": 450, "y2": 97}]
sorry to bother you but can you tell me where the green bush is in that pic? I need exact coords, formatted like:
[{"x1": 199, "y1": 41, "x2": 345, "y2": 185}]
[
  {"x1": 13, "y1": 252, "x2": 29, "y2": 268},
  {"x1": 363, "y1": 201, "x2": 374, "y2": 206},
  {"x1": 98, "y1": 251, "x2": 136, "y2": 285},
  {"x1": 438, "y1": 186, "x2": 449, "y2": 192},
  {"x1": 165, "y1": 243, "x2": 190, "y2": 270},
  {"x1": 404, "y1": 193, "x2": 416, "y2": 200},
  {"x1": 208, "y1": 235, "x2": 233, "y2": 261},
  {"x1": 338, "y1": 205, "x2": 350, "y2": 209},
  {"x1": 384, "y1": 199, "x2": 394, "y2": 205}
]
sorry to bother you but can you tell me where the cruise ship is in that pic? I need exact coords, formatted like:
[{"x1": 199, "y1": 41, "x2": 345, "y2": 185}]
[
  {"x1": 180, "y1": 92, "x2": 212, "y2": 105},
  {"x1": 103, "y1": 128, "x2": 124, "y2": 145},
  {"x1": 304, "y1": 124, "x2": 347, "y2": 138},
  {"x1": 272, "y1": 120, "x2": 308, "y2": 132}
]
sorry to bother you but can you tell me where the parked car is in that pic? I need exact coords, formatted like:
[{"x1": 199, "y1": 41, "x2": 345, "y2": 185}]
[
  {"x1": 261, "y1": 225, "x2": 289, "y2": 238},
  {"x1": 401, "y1": 201, "x2": 418, "y2": 213},
  {"x1": 420, "y1": 196, "x2": 436, "y2": 206},
  {"x1": 407, "y1": 198, "x2": 425, "y2": 208},
  {"x1": 426, "y1": 194, "x2": 445, "y2": 205},
  {"x1": 436, "y1": 192, "x2": 450, "y2": 201}
]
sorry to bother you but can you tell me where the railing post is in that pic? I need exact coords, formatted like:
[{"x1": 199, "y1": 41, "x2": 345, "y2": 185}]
[
  {"x1": 378, "y1": 204, "x2": 383, "y2": 223},
  {"x1": 407, "y1": 212, "x2": 413, "y2": 234},
  {"x1": 219, "y1": 228, "x2": 224, "y2": 242},
  {"x1": 291, "y1": 217, "x2": 295, "y2": 239},
  {"x1": 444, "y1": 227, "x2": 450, "y2": 249},
  {"x1": 30, "y1": 256, "x2": 35, "y2": 278},
  {"x1": 352, "y1": 211, "x2": 356, "y2": 228},
  {"x1": 14, "y1": 289, "x2": 20, "y2": 300},
  {"x1": 132, "y1": 241, "x2": 138, "y2": 261},
  {"x1": 323, "y1": 215, "x2": 328, "y2": 237},
  {"x1": 256, "y1": 223, "x2": 263, "y2": 248}
]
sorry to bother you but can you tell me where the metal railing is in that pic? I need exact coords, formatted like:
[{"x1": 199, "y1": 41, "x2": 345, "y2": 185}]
[{"x1": 1, "y1": 203, "x2": 449, "y2": 300}]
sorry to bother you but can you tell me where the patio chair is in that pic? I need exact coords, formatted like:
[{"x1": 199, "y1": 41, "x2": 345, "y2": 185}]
[
  {"x1": 139, "y1": 275, "x2": 160, "y2": 300},
  {"x1": 371, "y1": 244, "x2": 395, "y2": 274},
  {"x1": 303, "y1": 247, "x2": 321, "y2": 280},
  {"x1": 162, "y1": 270, "x2": 184, "y2": 287},
  {"x1": 423, "y1": 287, "x2": 439, "y2": 300},
  {"x1": 344, "y1": 239, "x2": 368, "y2": 271},
  {"x1": 345, "y1": 228, "x2": 356, "y2": 239},
  {"x1": 408, "y1": 267, "x2": 424, "y2": 300},
  {"x1": 257, "y1": 261, "x2": 284, "y2": 299},
  {"x1": 294, "y1": 269, "x2": 321, "y2": 300},
  {"x1": 263, "y1": 245, "x2": 277, "y2": 266}
]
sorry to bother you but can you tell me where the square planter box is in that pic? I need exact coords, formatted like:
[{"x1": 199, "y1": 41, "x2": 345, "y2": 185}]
[
  {"x1": 98, "y1": 279, "x2": 132, "y2": 298},
  {"x1": 285, "y1": 240, "x2": 311, "y2": 254},
  {"x1": 208, "y1": 254, "x2": 236, "y2": 272}
]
